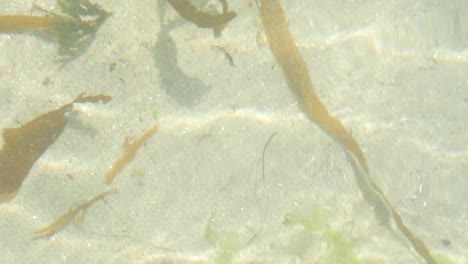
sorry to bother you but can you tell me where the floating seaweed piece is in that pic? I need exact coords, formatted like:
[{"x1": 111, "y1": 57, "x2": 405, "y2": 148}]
[
  {"x1": 33, "y1": 188, "x2": 118, "y2": 239},
  {"x1": 257, "y1": 1, "x2": 435, "y2": 263},
  {"x1": 0, "y1": 94, "x2": 112, "y2": 202},
  {"x1": 0, "y1": 0, "x2": 111, "y2": 58},
  {"x1": 104, "y1": 124, "x2": 158, "y2": 184},
  {"x1": 166, "y1": 0, "x2": 236, "y2": 36}
]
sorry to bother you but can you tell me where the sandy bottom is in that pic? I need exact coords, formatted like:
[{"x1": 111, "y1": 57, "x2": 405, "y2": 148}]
[{"x1": 0, "y1": 0, "x2": 467, "y2": 263}]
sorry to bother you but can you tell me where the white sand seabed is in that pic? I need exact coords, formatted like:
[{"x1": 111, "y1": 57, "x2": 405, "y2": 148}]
[{"x1": 1, "y1": 0, "x2": 467, "y2": 263}]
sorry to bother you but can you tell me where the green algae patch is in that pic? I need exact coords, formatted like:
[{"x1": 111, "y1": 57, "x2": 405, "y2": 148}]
[
  {"x1": 0, "y1": 0, "x2": 111, "y2": 60},
  {"x1": 433, "y1": 253, "x2": 458, "y2": 264},
  {"x1": 51, "y1": 0, "x2": 112, "y2": 57},
  {"x1": 283, "y1": 203, "x2": 364, "y2": 264},
  {"x1": 204, "y1": 211, "x2": 240, "y2": 264},
  {"x1": 283, "y1": 204, "x2": 330, "y2": 233},
  {"x1": 318, "y1": 230, "x2": 361, "y2": 264}
]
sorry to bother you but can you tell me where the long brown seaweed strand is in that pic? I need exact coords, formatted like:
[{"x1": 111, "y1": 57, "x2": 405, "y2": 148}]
[
  {"x1": 104, "y1": 124, "x2": 158, "y2": 184},
  {"x1": 257, "y1": 1, "x2": 368, "y2": 174},
  {"x1": 257, "y1": 1, "x2": 435, "y2": 263}
]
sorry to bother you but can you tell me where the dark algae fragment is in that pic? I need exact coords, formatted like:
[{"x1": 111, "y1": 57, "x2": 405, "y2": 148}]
[
  {"x1": 52, "y1": 0, "x2": 112, "y2": 56},
  {"x1": 104, "y1": 124, "x2": 158, "y2": 184},
  {"x1": 0, "y1": 0, "x2": 111, "y2": 58},
  {"x1": 0, "y1": 94, "x2": 111, "y2": 202},
  {"x1": 166, "y1": 0, "x2": 236, "y2": 35}
]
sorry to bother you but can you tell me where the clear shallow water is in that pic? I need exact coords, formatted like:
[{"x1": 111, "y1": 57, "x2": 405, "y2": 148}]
[{"x1": 0, "y1": 0, "x2": 467, "y2": 263}]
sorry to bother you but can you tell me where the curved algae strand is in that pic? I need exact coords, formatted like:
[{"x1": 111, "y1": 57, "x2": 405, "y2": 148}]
[
  {"x1": 257, "y1": 1, "x2": 435, "y2": 263},
  {"x1": 104, "y1": 124, "x2": 158, "y2": 184},
  {"x1": 33, "y1": 189, "x2": 118, "y2": 239}
]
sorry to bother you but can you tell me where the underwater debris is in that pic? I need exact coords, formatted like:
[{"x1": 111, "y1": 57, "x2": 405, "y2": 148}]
[
  {"x1": 166, "y1": 0, "x2": 236, "y2": 36},
  {"x1": 247, "y1": 133, "x2": 277, "y2": 244},
  {"x1": 212, "y1": 45, "x2": 235, "y2": 67},
  {"x1": 104, "y1": 124, "x2": 158, "y2": 184},
  {"x1": 0, "y1": 0, "x2": 111, "y2": 58},
  {"x1": 0, "y1": 94, "x2": 111, "y2": 202},
  {"x1": 257, "y1": 1, "x2": 435, "y2": 263},
  {"x1": 33, "y1": 188, "x2": 118, "y2": 239}
]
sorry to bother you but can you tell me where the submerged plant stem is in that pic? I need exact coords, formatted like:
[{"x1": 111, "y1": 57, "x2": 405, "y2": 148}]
[
  {"x1": 257, "y1": 1, "x2": 435, "y2": 263},
  {"x1": 0, "y1": 15, "x2": 63, "y2": 32},
  {"x1": 104, "y1": 124, "x2": 158, "y2": 184},
  {"x1": 33, "y1": 189, "x2": 118, "y2": 239}
]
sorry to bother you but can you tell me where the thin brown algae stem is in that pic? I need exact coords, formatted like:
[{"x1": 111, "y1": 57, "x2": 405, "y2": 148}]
[
  {"x1": 104, "y1": 124, "x2": 158, "y2": 184},
  {"x1": 0, "y1": 94, "x2": 112, "y2": 202},
  {"x1": 347, "y1": 152, "x2": 436, "y2": 264},
  {"x1": 166, "y1": 0, "x2": 236, "y2": 31},
  {"x1": 257, "y1": 1, "x2": 435, "y2": 263},
  {"x1": 257, "y1": 0, "x2": 368, "y2": 173},
  {"x1": 0, "y1": 15, "x2": 64, "y2": 32},
  {"x1": 33, "y1": 188, "x2": 118, "y2": 239}
]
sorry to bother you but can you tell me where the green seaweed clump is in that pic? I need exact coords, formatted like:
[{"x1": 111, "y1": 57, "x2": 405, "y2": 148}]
[
  {"x1": 318, "y1": 230, "x2": 360, "y2": 264},
  {"x1": 433, "y1": 253, "x2": 458, "y2": 264},
  {"x1": 283, "y1": 204, "x2": 330, "y2": 233},
  {"x1": 204, "y1": 211, "x2": 240, "y2": 264},
  {"x1": 284, "y1": 204, "x2": 363, "y2": 264},
  {"x1": 49, "y1": 0, "x2": 111, "y2": 56}
]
